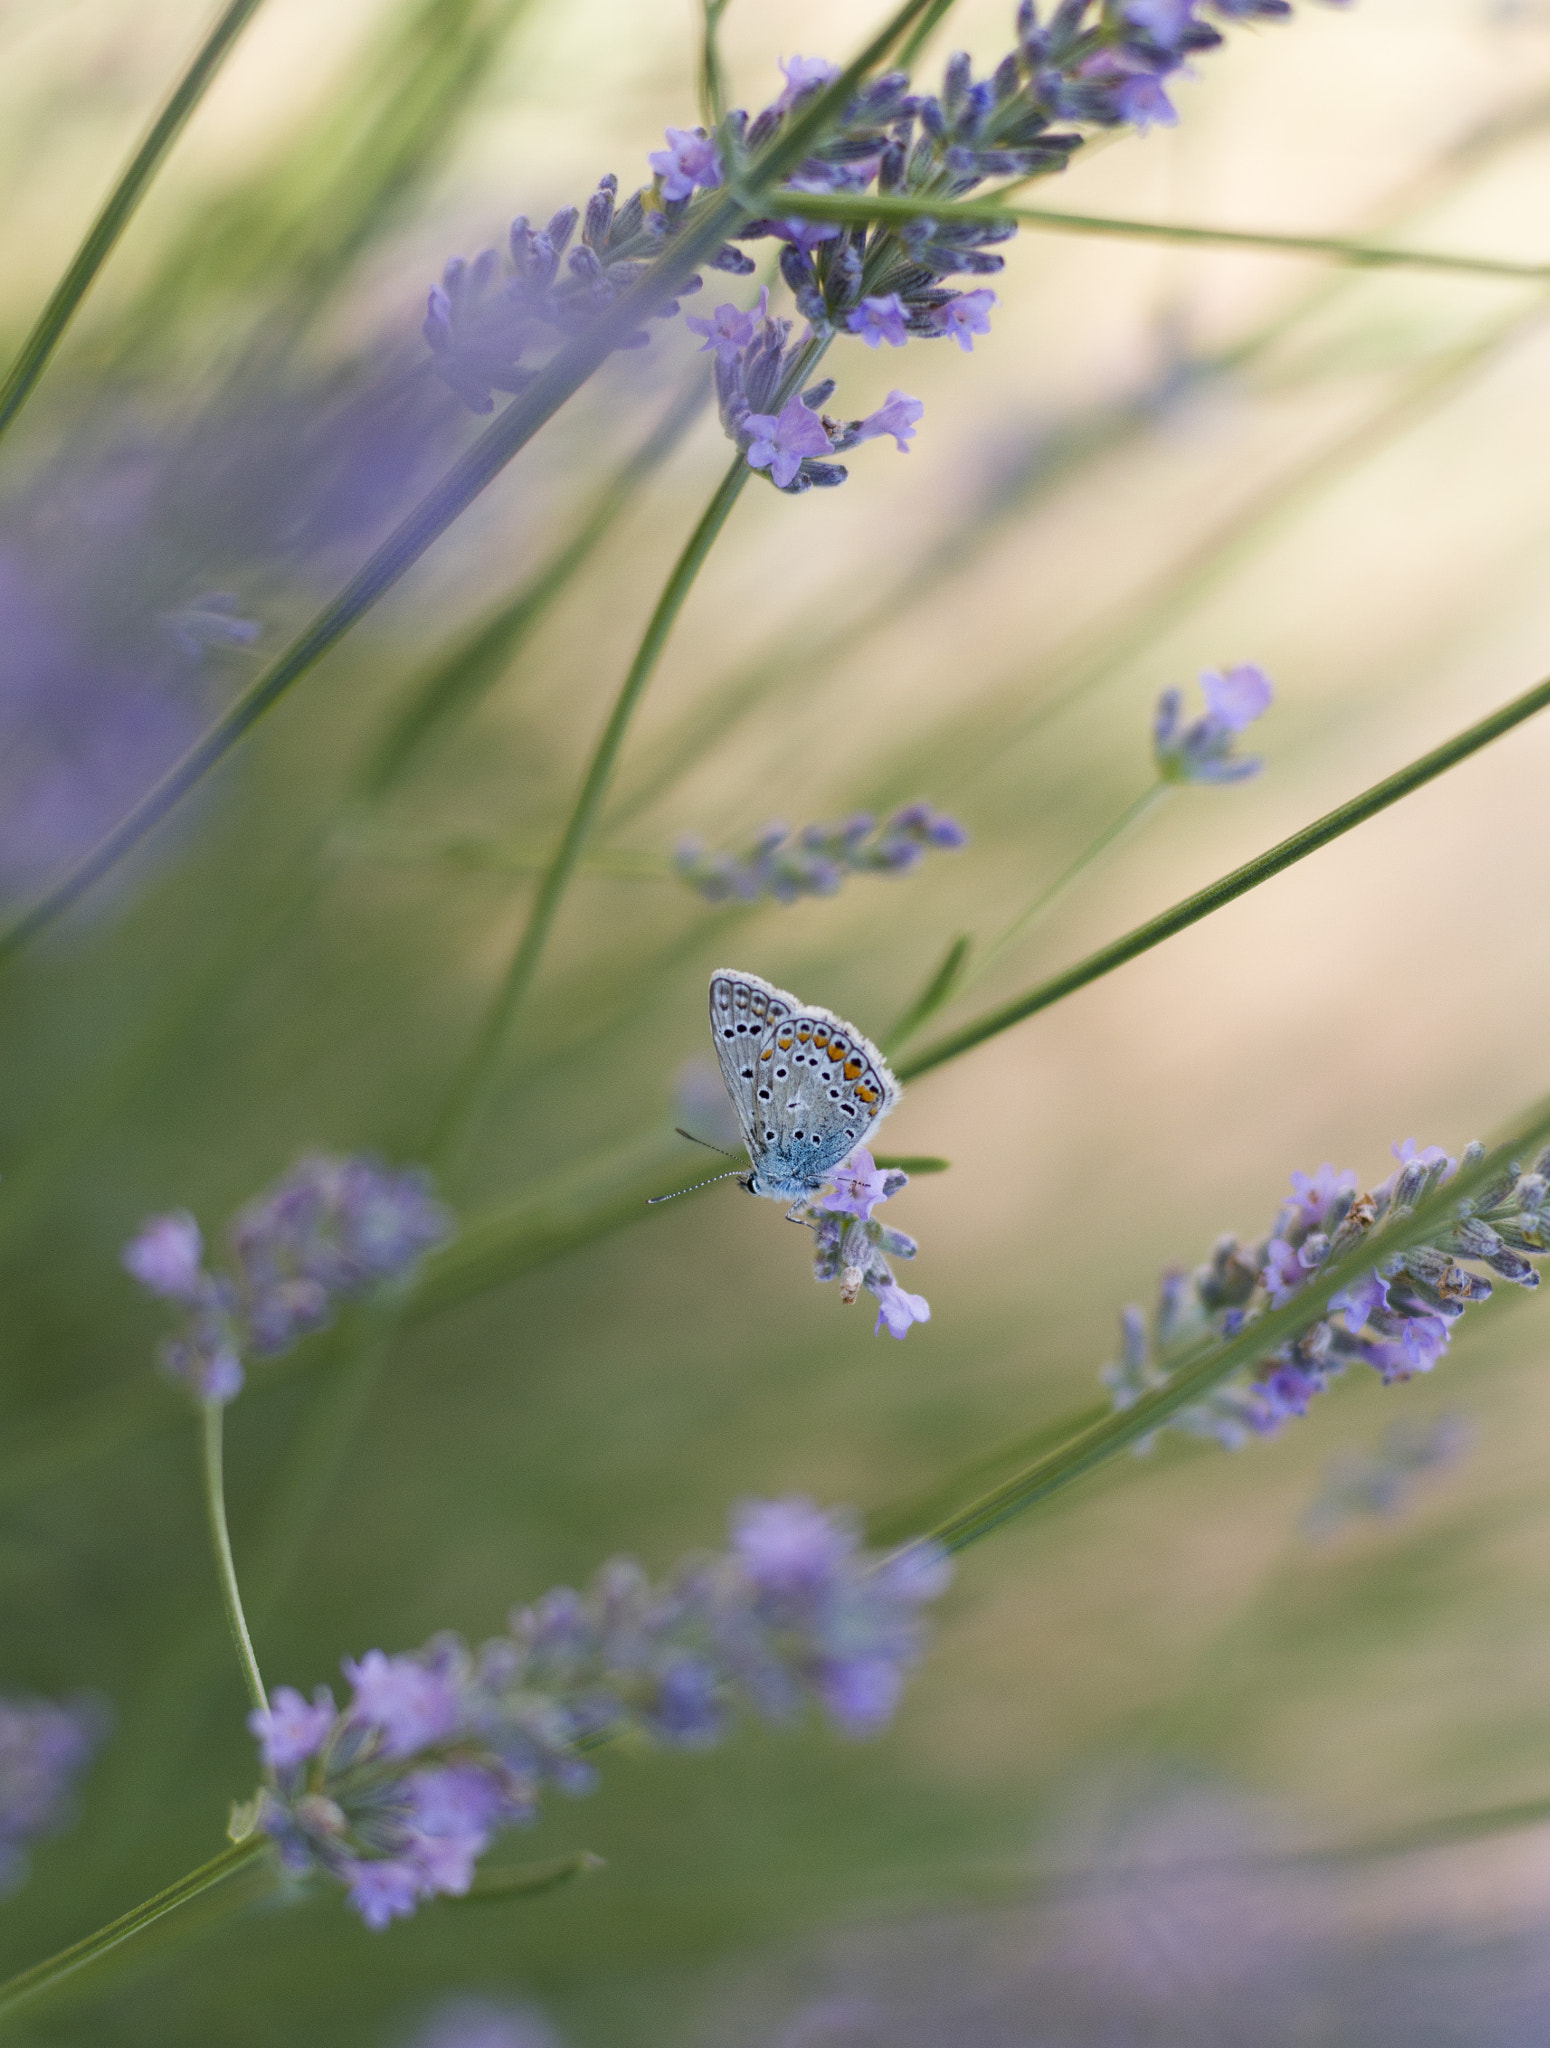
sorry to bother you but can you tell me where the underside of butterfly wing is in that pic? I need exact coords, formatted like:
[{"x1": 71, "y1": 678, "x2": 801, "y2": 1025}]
[{"x1": 709, "y1": 969, "x2": 899, "y2": 1201}]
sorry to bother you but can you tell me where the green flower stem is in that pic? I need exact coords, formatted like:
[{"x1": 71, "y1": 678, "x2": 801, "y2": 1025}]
[
  {"x1": 897, "y1": 665, "x2": 1550, "y2": 1083},
  {"x1": 888, "y1": 784, "x2": 1171, "y2": 1054},
  {"x1": 700, "y1": 0, "x2": 732, "y2": 128},
  {"x1": 355, "y1": 370, "x2": 712, "y2": 800},
  {"x1": 896, "y1": 0, "x2": 961, "y2": 66},
  {"x1": 884, "y1": 934, "x2": 972, "y2": 1050},
  {"x1": 198, "y1": 1402, "x2": 268, "y2": 1715},
  {"x1": 0, "y1": 1836, "x2": 268, "y2": 2027},
  {"x1": 0, "y1": 0, "x2": 269, "y2": 449},
  {"x1": 429, "y1": 451, "x2": 755, "y2": 1169},
  {"x1": 866, "y1": 1399, "x2": 1112, "y2": 1548},
  {"x1": 745, "y1": 186, "x2": 1550, "y2": 287},
  {"x1": 920, "y1": 1101, "x2": 1550, "y2": 1553},
  {"x1": 0, "y1": 0, "x2": 939, "y2": 969}
]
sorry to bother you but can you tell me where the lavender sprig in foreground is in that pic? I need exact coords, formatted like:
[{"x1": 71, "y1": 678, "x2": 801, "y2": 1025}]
[
  {"x1": 246, "y1": 1498, "x2": 949, "y2": 1928},
  {"x1": 1103, "y1": 1139, "x2": 1548, "y2": 1447},
  {"x1": 124, "y1": 1154, "x2": 453, "y2": 1403}
]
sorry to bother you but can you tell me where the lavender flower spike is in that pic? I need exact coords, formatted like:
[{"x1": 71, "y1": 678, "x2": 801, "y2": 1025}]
[
  {"x1": 250, "y1": 1500, "x2": 949, "y2": 1926},
  {"x1": 1153, "y1": 663, "x2": 1274, "y2": 784},
  {"x1": 1101, "y1": 1136, "x2": 1550, "y2": 1451},
  {"x1": 125, "y1": 1154, "x2": 455, "y2": 1407},
  {"x1": 674, "y1": 804, "x2": 965, "y2": 906}
]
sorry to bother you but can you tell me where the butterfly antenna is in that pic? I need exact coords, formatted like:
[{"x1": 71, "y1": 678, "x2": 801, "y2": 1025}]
[
  {"x1": 648, "y1": 1167, "x2": 746, "y2": 1205},
  {"x1": 674, "y1": 1126, "x2": 743, "y2": 1159}
]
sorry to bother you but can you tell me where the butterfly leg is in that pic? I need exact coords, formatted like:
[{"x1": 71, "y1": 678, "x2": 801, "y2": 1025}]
[{"x1": 784, "y1": 1200, "x2": 810, "y2": 1224}]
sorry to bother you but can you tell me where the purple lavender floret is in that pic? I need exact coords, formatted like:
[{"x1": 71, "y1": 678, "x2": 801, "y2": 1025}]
[
  {"x1": 649, "y1": 127, "x2": 722, "y2": 203},
  {"x1": 846, "y1": 294, "x2": 911, "y2": 349},
  {"x1": 1103, "y1": 1136, "x2": 1549, "y2": 1450},
  {"x1": 0, "y1": 1694, "x2": 108, "y2": 1895},
  {"x1": 248, "y1": 1501, "x2": 949, "y2": 1926},
  {"x1": 124, "y1": 1155, "x2": 454, "y2": 1406},
  {"x1": 802, "y1": 1149, "x2": 929, "y2": 1339},
  {"x1": 675, "y1": 804, "x2": 965, "y2": 904},
  {"x1": 1153, "y1": 664, "x2": 1274, "y2": 784}
]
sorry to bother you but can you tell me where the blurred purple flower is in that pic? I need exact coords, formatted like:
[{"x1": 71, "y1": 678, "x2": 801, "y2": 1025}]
[
  {"x1": 255, "y1": 1500, "x2": 949, "y2": 1926},
  {"x1": 121, "y1": 1212, "x2": 205, "y2": 1301},
  {"x1": 0, "y1": 1694, "x2": 108, "y2": 1895},
  {"x1": 343, "y1": 1651, "x2": 461, "y2": 1757},
  {"x1": 1154, "y1": 664, "x2": 1274, "y2": 784},
  {"x1": 125, "y1": 1154, "x2": 454, "y2": 1407},
  {"x1": 776, "y1": 55, "x2": 841, "y2": 111},
  {"x1": 249, "y1": 1686, "x2": 336, "y2": 1772}
]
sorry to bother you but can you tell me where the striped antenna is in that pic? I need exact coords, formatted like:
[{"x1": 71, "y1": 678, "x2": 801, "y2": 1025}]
[{"x1": 648, "y1": 1166, "x2": 747, "y2": 1205}]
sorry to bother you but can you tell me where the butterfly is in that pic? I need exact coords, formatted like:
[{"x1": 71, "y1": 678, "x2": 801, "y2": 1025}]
[{"x1": 709, "y1": 967, "x2": 900, "y2": 1209}]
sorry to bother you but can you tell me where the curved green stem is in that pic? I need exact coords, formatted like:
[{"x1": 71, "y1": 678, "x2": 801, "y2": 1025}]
[
  {"x1": 749, "y1": 187, "x2": 1550, "y2": 287},
  {"x1": 0, "y1": 1837, "x2": 267, "y2": 2026},
  {"x1": 897, "y1": 666, "x2": 1550, "y2": 1082},
  {"x1": 430, "y1": 451, "x2": 753, "y2": 1168},
  {"x1": 199, "y1": 1403, "x2": 268, "y2": 1715},
  {"x1": 921, "y1": 1101, "x2": 1550, "y2": 1552},
  {"x1": 0, "y1": 0, "x2": 269, "y2": 449}
]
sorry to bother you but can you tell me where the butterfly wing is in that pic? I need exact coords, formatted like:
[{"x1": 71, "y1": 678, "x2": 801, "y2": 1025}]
[
  {"x1": 710, "y1": 968, "x2": 900, "y2": 1199},
  {"x1": 709, "y1": 969, "x2": 799, "y2": 1161}
]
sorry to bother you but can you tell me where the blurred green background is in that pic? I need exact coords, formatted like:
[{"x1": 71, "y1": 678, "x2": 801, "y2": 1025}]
[{"x1": 5, "y1": 0, "x2": 1550, "y2": 2039}]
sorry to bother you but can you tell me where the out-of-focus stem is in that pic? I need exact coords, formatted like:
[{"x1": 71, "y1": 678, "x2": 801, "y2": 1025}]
[
  {"x1": 0, "y1": 1837, "x2": 268, "y2": 2027},
  {"x1": 0, "y1": 0, "x2": 269, "y2": 448},
  {"x1": 354, "y1": 370, "x2": 711, "y2": 800},
  {"x1": 430, "y1": 451, "x2": 754, "y2": 1169}
]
